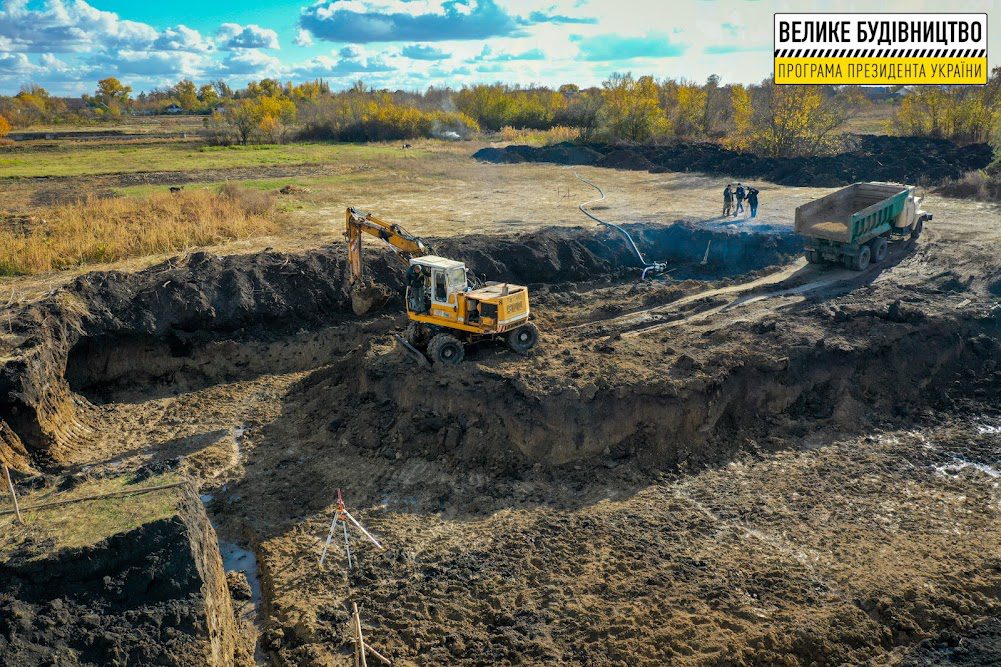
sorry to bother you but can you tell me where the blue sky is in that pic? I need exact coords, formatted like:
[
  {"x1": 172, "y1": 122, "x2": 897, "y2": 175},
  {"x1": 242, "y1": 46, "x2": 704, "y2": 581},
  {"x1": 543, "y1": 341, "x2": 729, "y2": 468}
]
[{"x1": 0, "y1": 0, "x2": 997, "y2": 96}]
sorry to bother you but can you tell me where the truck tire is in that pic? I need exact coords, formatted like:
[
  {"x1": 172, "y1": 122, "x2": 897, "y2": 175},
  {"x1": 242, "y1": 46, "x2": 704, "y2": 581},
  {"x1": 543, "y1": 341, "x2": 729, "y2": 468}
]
[
  {"x1": 851, "y1": 246, "x2": 871, "y2": 271},
  {"x1": 805, "y1": 249, "x2": 822, "y2": 264},
  {"x1": 910, "y1": 216, "x2": 924, "y2": 241},
  {"x1": 427, "y1": 333, "x2": 464, "y2": 365},
  {"x1": 507, "y1": 322, "x2": 539, "y2": 353},
  {"x1": 869, "y1": 237, "x2": 888, "y2": 263}
]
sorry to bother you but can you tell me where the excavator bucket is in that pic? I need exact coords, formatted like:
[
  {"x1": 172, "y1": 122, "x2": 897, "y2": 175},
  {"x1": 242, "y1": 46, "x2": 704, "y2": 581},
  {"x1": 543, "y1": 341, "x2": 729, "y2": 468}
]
[{"x1": 350, "y1": 281, "x2": 392, "y2": 316}]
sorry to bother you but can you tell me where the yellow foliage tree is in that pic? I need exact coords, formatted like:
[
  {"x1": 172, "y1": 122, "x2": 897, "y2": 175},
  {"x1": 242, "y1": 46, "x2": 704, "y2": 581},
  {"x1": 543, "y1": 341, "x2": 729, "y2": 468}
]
[
  {"x1": 750, "y1": 84, "x2": 855, "y2": 157},
  {"x1": 894, "y1": 82, "x2": 994, "y2": 144},
  {"x1": 599, "y1": 73, "x2": 668, "y2": 142},
  {"x1": 672, "y1": 82, "x2": 708, "y2": 138},
  {"x1": 0, "y1": 114, "x2": 10, "y2": 138},
  {"x1": 726, "y1": 85, "x2": 753, "y2": 150}
]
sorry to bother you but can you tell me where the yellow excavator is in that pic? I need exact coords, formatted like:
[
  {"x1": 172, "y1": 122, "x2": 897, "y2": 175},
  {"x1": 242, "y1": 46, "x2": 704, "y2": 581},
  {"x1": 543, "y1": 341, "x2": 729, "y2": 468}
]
[{"x1": 344, "y1": 207, "x2": 538, "y2": 364}]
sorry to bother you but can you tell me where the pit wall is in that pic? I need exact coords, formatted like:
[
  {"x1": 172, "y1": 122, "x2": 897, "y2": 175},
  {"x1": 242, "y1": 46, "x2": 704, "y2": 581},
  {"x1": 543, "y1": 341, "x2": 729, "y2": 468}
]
[
  {"x1": 0, "y1": 223, "x2": 798, "y2": 468},
  {"x1": 0, "y1": 483, "x2": 238, "y2": 666},
  {"x1": 347, "y1": 312, "x2": 997, "y2": 468}
]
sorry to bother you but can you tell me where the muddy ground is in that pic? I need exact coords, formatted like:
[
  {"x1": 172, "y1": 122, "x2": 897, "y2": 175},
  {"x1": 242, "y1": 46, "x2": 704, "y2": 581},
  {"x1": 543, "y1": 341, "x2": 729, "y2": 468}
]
[
  {"x1": 1, "y1": 163, "x2": 1000, "y2": 665},
  {"x1": 474, "y1": 136, "x2": 994, "y2": 188}
]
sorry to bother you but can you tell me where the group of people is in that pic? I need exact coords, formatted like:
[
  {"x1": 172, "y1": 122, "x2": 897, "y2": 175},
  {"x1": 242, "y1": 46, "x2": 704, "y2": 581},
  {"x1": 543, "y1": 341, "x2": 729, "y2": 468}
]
[{"x1": 722, "y1": 183, "x2": 759, "y2": 219}]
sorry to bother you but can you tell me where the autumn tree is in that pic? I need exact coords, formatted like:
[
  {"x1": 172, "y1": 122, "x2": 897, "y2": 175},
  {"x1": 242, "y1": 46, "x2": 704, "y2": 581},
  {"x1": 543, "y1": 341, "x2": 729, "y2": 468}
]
[
  {"x1": 726, "y1": 84, "x2": 753, "y2": 150},
  {"x1": 747, "y1": 82, "x2": 860, "y2": 157},
  {"x1": 0, "y1": 114, "x2": 10, "y2": 138},
  {"x1": 555, "y1": 88, "x2": 603, "y2": 141},
  {"x1": 173, "y1": 80, "x2": 198, "y2": 112},
  {"x1": 895, "y1": 85, "x2": 992, "y2": 143},
  {"x1": 96, "y1": 77, "x2": 132, "y2": 107},
  {"x1": 671, "y1": 81, "x2": 708, "y2": 138},
  {"x1": 256, "y1": 96, "x2": 297, "y2": 143},
  {"x1": 225, "y1": 100, "x2": 262, "y2": 145},
  {"x1": 598, "y1": 73, "x2": 667, "y2": 142},
  {"x1": 198, "y1": 84, "x2": 220, "y2": 110}
]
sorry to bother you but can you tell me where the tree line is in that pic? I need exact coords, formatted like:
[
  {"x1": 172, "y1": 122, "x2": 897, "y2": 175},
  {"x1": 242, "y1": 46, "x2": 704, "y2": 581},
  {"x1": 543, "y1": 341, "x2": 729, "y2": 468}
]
[{"x1": 1, "y1": 69, "x2": 999, "y2": 159}]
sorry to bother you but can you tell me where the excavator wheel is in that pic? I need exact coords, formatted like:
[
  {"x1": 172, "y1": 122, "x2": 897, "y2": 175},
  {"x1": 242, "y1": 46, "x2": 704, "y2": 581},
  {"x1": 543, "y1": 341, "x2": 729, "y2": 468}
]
[
  {"x1": 427, "y1": 333, "x2": 465, "y2": 365},
  {"x1": 507, "y1": 322, "x2": 539, "y2": 354},
  {"x1": 403, "y1": 321, "x2": 429, "y2": 349}
]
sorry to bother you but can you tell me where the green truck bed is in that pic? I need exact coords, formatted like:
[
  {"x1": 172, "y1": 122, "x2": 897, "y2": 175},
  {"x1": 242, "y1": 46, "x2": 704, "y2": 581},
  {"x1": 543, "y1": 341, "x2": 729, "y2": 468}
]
[{"x1": 794, "y1": 183, "x2": 909, "y2": 246}]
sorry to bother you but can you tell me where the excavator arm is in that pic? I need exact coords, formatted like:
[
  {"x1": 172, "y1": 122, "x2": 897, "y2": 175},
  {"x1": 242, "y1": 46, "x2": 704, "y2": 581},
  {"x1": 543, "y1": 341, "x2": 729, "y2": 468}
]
[{"x1": 345, "y1": 207, "x2": 433, "y2": 285}]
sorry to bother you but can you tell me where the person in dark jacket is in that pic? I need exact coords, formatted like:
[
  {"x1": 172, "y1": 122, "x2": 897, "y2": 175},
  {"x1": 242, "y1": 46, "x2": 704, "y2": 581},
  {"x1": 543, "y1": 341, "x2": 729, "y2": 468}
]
[
  {"x1": 723, "y1": 184, "x2": 733, "y2": 217},
  {"x1": 747, "y1": 186, "x2": 760, "y2": 218},
  {"x1": 405, "y1": 263, "x2": 427, "y2": 313},
  {"x1": 734, "y1": 183, "x2": 745, "y2": 216}
]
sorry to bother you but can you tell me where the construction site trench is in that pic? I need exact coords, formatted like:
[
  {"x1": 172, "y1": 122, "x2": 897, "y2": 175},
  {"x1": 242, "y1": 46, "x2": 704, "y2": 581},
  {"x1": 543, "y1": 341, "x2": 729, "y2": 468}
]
[{"x1": 2, "y1": 207, "x2": 1000, "y2": 665}]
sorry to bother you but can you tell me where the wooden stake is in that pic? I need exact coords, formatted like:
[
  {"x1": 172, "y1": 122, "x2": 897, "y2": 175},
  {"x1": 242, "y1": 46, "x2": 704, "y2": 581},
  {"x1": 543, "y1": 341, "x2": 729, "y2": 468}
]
[
  {"x1": 4, "y1": 464, "x2": 23, "y2": 524},
  {"x1": 365, "y1": 642, "x2": 392, "y2": 666},
  {"x1": 353, "y1": 602, "x2": 368, "y2": 667}
]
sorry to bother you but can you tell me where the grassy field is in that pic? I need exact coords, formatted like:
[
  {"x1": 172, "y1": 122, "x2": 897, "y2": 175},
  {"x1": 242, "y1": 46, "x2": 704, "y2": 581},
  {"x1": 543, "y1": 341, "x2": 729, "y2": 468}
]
[
  {"x1": 0, "y1": 473, "x2": 182, "y2": 558},
  {"x1": 0, "y1": 141, "x2": 427, "y2": 178}
]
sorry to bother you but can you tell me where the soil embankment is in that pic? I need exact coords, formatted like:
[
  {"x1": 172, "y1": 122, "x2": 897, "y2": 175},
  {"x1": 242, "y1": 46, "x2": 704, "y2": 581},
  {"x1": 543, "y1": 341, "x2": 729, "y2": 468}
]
[
  {"x1": 474, "y1": 136, "x2": 994, "y2": 187},
  {"x1": 0, "y1": 222, "x2": 800, "y2": 468},
  {"x1": 0, "y1": 476, "x2": 238, "y2": 666}
]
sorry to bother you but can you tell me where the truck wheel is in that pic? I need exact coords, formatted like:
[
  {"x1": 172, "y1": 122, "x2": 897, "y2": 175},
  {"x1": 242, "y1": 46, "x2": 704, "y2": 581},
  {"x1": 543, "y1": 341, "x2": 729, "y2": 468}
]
[
  {"x1": 507, "y1": 322, "x2": 539, "y2": 353},
  {"x1": 869, "y1": 237, "x2": 888, "y2": 263},
  {"x1": 805, "y1": 249, "x2": 822, "y2": 264},
  {"x1": 853, "y1": 245, "x2": 871, "y2": 271},
  {"x1": 427, "y1": 334, "x2": 465, "y2": 364},
  {"x1": 403, "y1": 321, "x2": 428, "y2": 349},
  {"x1": 910, "y1": 217, "x2": 924, "y2": 241}
]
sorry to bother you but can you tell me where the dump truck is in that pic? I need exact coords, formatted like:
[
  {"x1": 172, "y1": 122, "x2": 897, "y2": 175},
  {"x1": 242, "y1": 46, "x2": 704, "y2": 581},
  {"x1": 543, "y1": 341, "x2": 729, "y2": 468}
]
[
  {"x1": 344, "y1": 207, "x2": 538, "y2": 364},
  {"x1": 795, "y1": 182, "x2": 931, "y2": 271}
]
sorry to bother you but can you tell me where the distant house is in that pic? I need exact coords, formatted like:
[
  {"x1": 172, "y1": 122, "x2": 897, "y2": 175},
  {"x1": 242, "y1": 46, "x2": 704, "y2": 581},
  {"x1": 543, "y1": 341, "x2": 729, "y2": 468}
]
[{"x1": 164, "y1": 104, "x2": 183, "y2": 114}]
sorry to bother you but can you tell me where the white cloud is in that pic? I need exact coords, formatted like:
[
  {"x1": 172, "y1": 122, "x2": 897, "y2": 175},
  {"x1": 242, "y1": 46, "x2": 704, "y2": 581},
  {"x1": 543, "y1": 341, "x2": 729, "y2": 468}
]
[
  {"x1": 218, "y1": 49, "x2": 284, "y2": 76},
  {"x1": 295, "y1": 28, "x2": 313, "y2": 47},
  {"x1": 217, "y1": 23, "x2": 281, "y2": 50},
  {"x1": 0, "y1": 52, "x2": 40, "y2": 75},
  {"x1": 154, "y1": 25, "x2": 213, "y2": 53},
  {"x1": 0, "y1": 0, "x2": 159, "y2": 53}
]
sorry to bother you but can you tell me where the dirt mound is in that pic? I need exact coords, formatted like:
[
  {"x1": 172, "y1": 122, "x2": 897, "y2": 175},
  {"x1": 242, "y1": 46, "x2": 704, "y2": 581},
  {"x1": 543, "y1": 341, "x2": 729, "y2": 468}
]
[
  {"x1": 596, "y1": 149, "x2": 655, "y2": 171},
  {"x1": 472, "y1": 142, "x2": 603, "y2": 166},
  {"x1": 0, "y1": 222, "x2": 799, "y2": 468},
  {"x1": 475, "y1": 135, "x2": 994, "y2": 187},
  {"x1": 0, "y1": 479, "x2": 238, "y2": 666}
]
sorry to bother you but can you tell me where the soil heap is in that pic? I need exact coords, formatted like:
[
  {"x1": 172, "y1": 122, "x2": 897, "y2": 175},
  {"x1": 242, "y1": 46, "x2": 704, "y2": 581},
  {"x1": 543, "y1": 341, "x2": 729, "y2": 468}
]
[{"x1": 473, "y1": 136, "x2": 994, "y2": 187}]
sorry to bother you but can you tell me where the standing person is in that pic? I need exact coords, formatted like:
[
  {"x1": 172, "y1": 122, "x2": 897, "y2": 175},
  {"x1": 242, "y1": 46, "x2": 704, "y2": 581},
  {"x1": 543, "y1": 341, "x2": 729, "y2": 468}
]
[
  {"x1": 405, "y1": 263, "x2": 427, "y2": 313},
  {"x1": 734, "y1": 183, "x2": 745, "y2": 216},
  {"x1": 722, "y1": 184, "x2": 733, "y2": 217},
  {"x1": 747, "y1": 186, "x2": 759, "y2": 218}
]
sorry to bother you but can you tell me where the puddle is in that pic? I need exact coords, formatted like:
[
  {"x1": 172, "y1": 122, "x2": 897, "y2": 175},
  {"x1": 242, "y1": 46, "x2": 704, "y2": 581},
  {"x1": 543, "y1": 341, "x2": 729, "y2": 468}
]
[
  {"x1": 934, "y1": 459, "x2": 1001, "y2": 479},
  {"x1": 218, "y1": 540, "x2": 263, "y2": 608}
]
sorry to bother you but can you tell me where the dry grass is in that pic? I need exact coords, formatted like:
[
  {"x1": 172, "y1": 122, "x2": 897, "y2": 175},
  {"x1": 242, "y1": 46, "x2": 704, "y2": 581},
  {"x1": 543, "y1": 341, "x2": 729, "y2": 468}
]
[
  {"x1": 0, "y1": 473, "x2": 183, "y2": 559},
  {"x1": 498, "y1": 125, "x2": 580, "y2": 145},
  {"x1": 0, "y1": 185, "x2": 278, "y2": 275},
  {"x1": 935, "y1": 168, "x2": 1001, "y2": 201}
]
